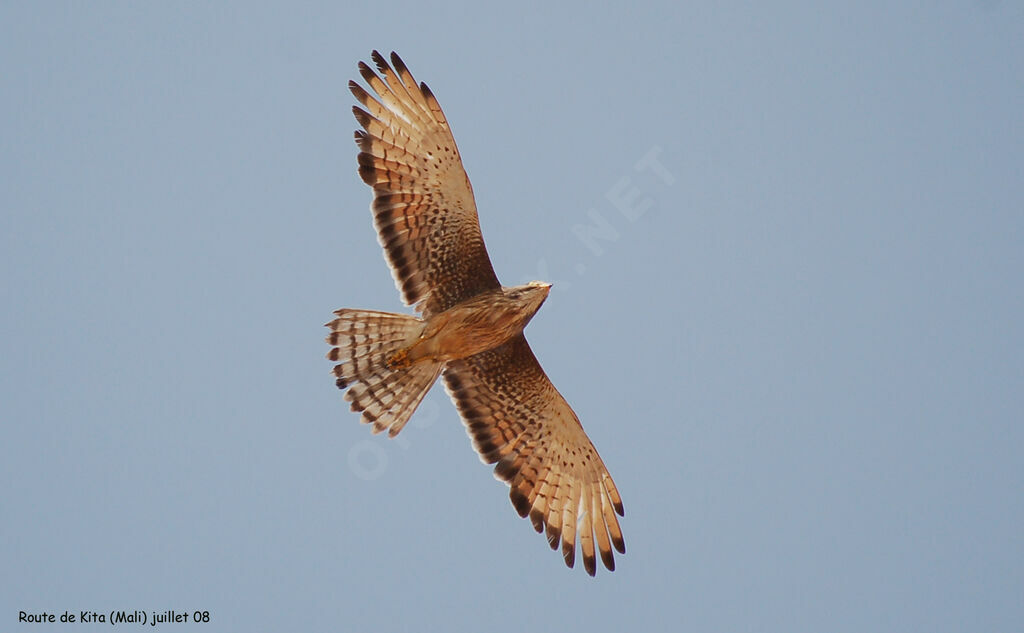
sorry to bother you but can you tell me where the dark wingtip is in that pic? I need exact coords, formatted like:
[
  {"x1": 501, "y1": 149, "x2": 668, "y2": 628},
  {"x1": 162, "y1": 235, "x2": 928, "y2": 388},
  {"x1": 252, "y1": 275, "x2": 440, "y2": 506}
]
[
  {"x1": 357, "y1": 163, "x2": 377, "y2": 186},
  {"x1": 476, "y1": 440, "x2": 501, "y2": 463},
  {"x1": 614, "y1": 499, "x2": 624, "y2": 516},
  {"x1": 493, "y1": 458, "x2": 519, "y2": 482},
  {"x1": 584, "y1": 552, "x2": 597, "y2": 577},
  {"x1": 354, "y1": 130, "x2": 370, "y2": 150},
  {"x1": 358, "y1": 60, "x2": 378, "y2": 85},
  {"x1": 509, "y1": 489, "x2": 530, "y2": 518},
  {"x1": 546, "y1": 525, "x2": 562, "y2": 550},
  {"x1": 371, "y1": 50, "x2": 389, "y2": 73},
  {"x1": 390, "y1": 51, "x2": 408, "y2": 74},
  {"x1": 352, "y1": 105, "x2": 373, "y2": 129},
  {"x1": 612, "y1": 533, "x2": 625, "y2": 555},
  {"x1": 356, "y1": 151, "x2": 375, "y2": 168},
  {"x1": 562, "y1": 541, "x2": 575, "y2": 569},
  {"x1": 335, "y1": 377, "x2": 349, "y2": 389},
  {"x1": 600, "y1": 548, "x2": 616, "y2": 572},
  {"x1": 347, "y1": 79, "x2": 361, "y2": 98},
  {"x1": 528, "y1": 508, "x2": 545, "y2": 533}
]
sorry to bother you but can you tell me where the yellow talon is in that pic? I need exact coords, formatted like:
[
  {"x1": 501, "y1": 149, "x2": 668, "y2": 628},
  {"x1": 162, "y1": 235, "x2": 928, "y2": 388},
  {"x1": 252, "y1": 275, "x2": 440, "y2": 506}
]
[{"x1": 385, "y1": 348, "x2": 411, "y2": 370}]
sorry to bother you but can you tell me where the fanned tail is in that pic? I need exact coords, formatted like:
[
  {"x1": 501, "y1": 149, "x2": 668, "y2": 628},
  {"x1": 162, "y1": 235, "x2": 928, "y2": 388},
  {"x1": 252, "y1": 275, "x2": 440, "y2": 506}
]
[{"x1": 326, "y1": 309, "x2": 441, "y2": 437}]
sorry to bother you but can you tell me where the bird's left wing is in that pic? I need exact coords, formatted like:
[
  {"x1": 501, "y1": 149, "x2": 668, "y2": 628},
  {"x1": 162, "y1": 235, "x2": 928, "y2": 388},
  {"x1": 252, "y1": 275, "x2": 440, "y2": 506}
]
[{"x1": 443, "y1": 335, "x2": 625, "y2": 576}]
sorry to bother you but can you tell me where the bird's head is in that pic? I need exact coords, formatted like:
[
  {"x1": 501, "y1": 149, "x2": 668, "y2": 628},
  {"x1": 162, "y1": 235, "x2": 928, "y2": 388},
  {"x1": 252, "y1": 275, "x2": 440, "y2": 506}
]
[
  {"x1": 507, "y1": 281, "x2": 552, "y2": 314},
  {"x1": 525, "y1": 280, "x2": 552, "y2": 305},
  {"x1": 526, "y1": 280, "x2": 552, "y2": 294}
]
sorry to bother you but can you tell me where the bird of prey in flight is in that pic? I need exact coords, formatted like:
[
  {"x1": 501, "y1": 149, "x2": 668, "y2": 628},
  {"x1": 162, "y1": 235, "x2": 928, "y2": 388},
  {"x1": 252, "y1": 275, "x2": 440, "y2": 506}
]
[{"x1": 327, "y1": 51, "x2": 625, "y2": 575}]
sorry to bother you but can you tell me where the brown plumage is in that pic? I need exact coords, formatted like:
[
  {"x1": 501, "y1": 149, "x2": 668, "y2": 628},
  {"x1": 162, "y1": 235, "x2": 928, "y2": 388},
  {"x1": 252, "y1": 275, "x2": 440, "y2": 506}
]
[{"x1": 327, "y1": 51, "x2": 625, "y2": 575}]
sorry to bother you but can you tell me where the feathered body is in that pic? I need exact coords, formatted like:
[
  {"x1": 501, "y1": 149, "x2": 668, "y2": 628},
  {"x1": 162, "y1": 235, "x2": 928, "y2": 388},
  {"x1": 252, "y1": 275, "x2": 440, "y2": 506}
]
[{"x1": 327, "y1": 283, "x2": 550, "y2": 436}]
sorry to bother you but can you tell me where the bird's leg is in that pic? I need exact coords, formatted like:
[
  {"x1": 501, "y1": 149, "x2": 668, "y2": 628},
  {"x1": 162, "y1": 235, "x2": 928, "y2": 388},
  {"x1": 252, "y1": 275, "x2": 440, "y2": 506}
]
[
  {"x1": 383, "y1": 312, "x2": 449, "y2": 370},
  {"x1": 384, "y1": 347, "x2": 412, "y2": 370},
  {"x1": 384, "y1": 328, "x2": 436, "y2": 370}
]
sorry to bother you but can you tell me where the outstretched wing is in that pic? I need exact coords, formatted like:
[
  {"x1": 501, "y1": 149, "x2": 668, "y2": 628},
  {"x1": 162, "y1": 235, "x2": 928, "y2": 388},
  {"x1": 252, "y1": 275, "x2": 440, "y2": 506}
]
[
  {"x1": 443, "y1": 335, "x2": 626, "y2": 576},
  {"x1": 351, "y1": 51, "x2": 500, "y2": 316}
]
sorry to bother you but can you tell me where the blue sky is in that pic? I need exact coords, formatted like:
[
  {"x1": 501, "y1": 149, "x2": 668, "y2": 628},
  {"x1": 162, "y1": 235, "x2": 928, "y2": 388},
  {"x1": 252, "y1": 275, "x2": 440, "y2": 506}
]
[{"x1": 2, "y1": 2, "x2": 1022, "y2": 631}]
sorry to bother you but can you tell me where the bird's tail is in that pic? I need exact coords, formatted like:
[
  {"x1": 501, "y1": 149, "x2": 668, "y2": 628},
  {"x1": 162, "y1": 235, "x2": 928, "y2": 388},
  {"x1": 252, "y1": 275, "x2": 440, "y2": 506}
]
[{"x1": 326, "y1": 308, "x2": 442, "y2": 437}]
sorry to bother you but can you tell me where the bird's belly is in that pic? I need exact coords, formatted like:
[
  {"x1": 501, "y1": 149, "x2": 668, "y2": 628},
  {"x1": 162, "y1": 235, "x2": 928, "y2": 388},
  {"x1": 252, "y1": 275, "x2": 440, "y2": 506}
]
[{"x1": 418, "y1": 304, "x2": 527, "y2": 362}]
